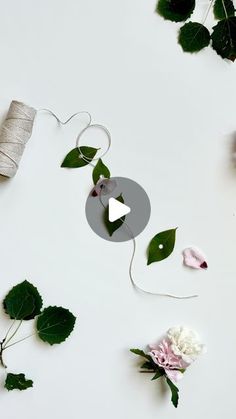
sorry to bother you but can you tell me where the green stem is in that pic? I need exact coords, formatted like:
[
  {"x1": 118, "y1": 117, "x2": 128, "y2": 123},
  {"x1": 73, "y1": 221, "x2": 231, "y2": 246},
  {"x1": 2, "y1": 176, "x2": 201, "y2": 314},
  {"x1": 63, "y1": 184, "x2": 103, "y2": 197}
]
[
  {"x1": 3, "y1": 333, "x2": 35, "y2": 350},
  {"x1": 0, "y1": 339, "x2": 7, "y2": 368},
  {"x1": 3, "y1": 320, "x2": 23, "y2": 348}
]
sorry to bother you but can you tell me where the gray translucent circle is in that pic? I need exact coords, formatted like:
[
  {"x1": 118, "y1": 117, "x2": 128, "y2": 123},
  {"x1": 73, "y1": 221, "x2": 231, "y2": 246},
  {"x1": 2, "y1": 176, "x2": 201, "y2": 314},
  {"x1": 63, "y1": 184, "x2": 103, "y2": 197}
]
[{"x1": 85, "y1": 177, "x2": 151, "y2": 242}]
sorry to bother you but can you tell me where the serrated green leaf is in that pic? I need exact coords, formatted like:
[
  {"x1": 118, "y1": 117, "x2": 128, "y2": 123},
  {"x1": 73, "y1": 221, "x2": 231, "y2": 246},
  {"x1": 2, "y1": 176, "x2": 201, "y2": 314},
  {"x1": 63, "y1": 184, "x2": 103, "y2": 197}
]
[
  {"x1": 213, "y1": 0, "x2": 235, "y2": 20},
  {"x1": 104, "y1": 194, "x2": 125, "y2": 237},
  {"x1": 156, "y1": 0, "x2": 195, "y2": 22},
  {"x1": 178, "y1": 22, "x2": 210, "y2": 52},
  {"x1": 92, "y1": 158, "x2": 110, "y2": 185},
  {"x1": 211, "y1": 17, "x2": 236, "y2": 61},
  {"x1": 5, "y1": 373, "x2": 33, "y2": 391},
  {"x1": 147, "y1": 228, "x2": 177, "y2": 265},
  {"x1": 166, "y1": 378, "x2": 179, "y2": 408},
  {"x1": 61, "y1": 146, "x2": 98, "y2": 168},
  {"x1": 130, "y1": 349, "x2": 153, "y2": 361},
  {"x1": 3, "y1": 280, "x2": 43, "y2": 320},
  {"x1": 36, "y1": 306, "x2": 76, "y2": 345}
]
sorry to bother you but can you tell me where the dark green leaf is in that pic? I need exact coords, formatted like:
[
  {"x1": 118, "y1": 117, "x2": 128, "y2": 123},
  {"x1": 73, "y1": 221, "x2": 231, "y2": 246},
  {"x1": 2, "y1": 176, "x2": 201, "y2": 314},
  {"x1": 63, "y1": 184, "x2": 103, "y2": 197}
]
[
  {"x1": 130, "y1": 349, "x2": 153, "y2": 361},
  {"x1": 156, "y1": 0, "x2": 195, "y2": 22},
  {"x1": 178, "y1": 22, "x2": 210, "y2": 52},
  {"x1": 5, "y1": 373, "x2": 33, "y2": 391},
  {"x1": 166, "y1": 378, "x2": 179, "y2": 408},
  {"x1": 92, "y1": 158, "x2": 110, "y2": 185},
  {"x1": 141, "y1": 361, "x2": 155, "y2": 370},
  {"x1": 211, "y1": 17, "x2": 236, "y2": 61},
  {"x1": 104, "y1": 194, "x2": 125, "y2": 236},
  {"x1": 147, "y1": 228, "x2": 177, "y2": 265},
  {"x1": 3, "y1": 280, "x2": 43, "y2": 320},
  {"x1": 36, "y1": 306, "x2": 76, "y2": 345},
  {"x1": 213, "y1": 0, "x2": 235, "y2": 20},
  {"x1": 61, "y1": 146, "x2": 98, "y2": 168},
  {"x1": 151, "y1": 370, "x2": 164, "y2": 380}
]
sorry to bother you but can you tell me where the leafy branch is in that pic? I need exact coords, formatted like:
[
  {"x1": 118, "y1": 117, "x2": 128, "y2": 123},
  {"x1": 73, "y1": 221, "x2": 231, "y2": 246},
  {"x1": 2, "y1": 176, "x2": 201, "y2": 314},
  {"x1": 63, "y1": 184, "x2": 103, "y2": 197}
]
[
  {"x1": 0, "y1": 280, "x2": 76, "y2": 391},
  {"x1": 156, "y1": 0, "x2": 236, "y2": 61},
  {"x1": 130, "y1": 348, "x2": 179, "y2": 408}
]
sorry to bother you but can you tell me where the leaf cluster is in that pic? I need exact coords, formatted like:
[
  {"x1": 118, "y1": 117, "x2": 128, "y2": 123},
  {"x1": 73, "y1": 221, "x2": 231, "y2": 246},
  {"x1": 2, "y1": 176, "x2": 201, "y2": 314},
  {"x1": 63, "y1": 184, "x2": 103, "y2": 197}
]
[
  {"x1": 130, "y1": 348, "x2": 179, "y2": 408},
  {"x1": 1, "y1": 280, "x2": 76, "y2": 391},
  {"x1": 156, "y1": 0, "x2": 236, "y2": 61}
]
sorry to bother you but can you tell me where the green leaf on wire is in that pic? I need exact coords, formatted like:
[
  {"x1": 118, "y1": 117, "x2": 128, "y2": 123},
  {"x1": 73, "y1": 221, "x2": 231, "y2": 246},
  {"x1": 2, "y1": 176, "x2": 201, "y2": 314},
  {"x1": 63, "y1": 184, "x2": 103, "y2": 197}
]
[
  {"x1": 5, "y1": 373, "x2": 33, "y2": 391},
  {"x1": 166, "y1": 378, "x2": 179, "y2": 408},
  {"x1": 211, "y1": 17, "x2": 236, "y2": 61},
  {"x1": 61, "y1": 146, "x2": 98, "y2": 168},
  {"x1": 213, "y1": 0, "x2": 235, "y2": 20},
  {"x1": 36, "y1": 306, "x2": 76, "y2": 345},
  {"x1": 104, "y1": 194, "x2": 125, "y2": 237},
  {"x1": 147, "y1": 228, "x2": 177, "y2": 265},
  {"x1": 3, "y1": 280, "x2": 43, "y2": 320},
  {"x1": 178, "y1": 22, "x2": 210, "y2": 52},
  {"x1": 156, "y1": 0, "x2": 195, "y2": 22},
  {"x1": 92, "y1": 158, "x2": 110, "y2": 185}
]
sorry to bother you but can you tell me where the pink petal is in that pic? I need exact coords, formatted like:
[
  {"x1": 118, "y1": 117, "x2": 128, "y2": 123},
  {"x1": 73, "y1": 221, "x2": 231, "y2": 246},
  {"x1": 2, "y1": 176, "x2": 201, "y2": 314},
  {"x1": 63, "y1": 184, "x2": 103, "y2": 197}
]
[
  {"x1": 165, "y1": 369, "x2": 183, "y2": 383},
  {"x1": 183, "y1": 247, "x2": 208, "y2": 270}
]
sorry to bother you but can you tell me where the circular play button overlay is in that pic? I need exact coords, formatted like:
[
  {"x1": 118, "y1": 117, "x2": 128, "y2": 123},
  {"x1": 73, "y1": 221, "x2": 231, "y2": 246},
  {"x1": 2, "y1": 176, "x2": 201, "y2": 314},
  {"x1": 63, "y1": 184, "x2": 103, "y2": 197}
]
[{"x1": 85, "y1": 177, "x2": 151, "y2": 242}]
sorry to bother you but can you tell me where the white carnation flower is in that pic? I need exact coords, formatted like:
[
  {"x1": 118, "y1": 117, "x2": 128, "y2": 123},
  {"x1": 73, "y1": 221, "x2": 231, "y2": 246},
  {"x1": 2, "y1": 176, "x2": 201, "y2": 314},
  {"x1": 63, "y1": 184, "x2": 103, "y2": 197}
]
[{"x1": 167, "y1": 326, "x2": 205, "y2": 364}]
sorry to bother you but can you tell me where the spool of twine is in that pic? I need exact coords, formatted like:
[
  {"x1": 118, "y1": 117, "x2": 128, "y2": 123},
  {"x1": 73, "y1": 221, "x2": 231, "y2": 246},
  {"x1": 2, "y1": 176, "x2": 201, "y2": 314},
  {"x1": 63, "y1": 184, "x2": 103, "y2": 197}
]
[{"x1": 0, "y1": 100, "x2": 36, "y2": 178}]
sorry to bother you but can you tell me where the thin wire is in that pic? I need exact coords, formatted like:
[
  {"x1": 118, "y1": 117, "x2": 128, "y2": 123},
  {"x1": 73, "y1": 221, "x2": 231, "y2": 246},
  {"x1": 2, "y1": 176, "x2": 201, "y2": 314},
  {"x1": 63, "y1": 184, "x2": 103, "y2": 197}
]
[
  {"x1": 99, "y1": 194, "x2": 198, "y2": 300},
  {"x1": 38, "y1": 110, "x2": 111, "y2": 169},
  {"x1": 202, "y1": 0, "x2": 215, "y2": 24},
  {"x1": 38, "y1": 108, "x2": 92, "y2": 127},
  {"x1": 76, "y1": 124, "x2": 111, "y2": 166},
  {"x1": 39, "y1": 108, "x2": 197, "y2": 300}
]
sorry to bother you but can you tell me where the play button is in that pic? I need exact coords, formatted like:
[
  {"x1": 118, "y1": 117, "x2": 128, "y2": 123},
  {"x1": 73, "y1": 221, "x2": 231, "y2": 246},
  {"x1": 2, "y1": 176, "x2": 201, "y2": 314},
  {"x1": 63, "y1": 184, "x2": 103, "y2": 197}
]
[
  {"x1": 108, "y1": 197, "x2": 131, "y2": 222},
  {"x1": 85, "y1": 177, "x2": 151, "y2": 242}
]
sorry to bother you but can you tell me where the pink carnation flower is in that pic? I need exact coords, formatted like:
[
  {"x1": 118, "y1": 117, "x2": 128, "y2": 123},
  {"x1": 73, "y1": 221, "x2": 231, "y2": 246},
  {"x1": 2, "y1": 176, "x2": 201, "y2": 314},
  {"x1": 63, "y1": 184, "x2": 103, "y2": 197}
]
[{"x1": 148, "y1": 339, "x2": 189, "y2": 383}]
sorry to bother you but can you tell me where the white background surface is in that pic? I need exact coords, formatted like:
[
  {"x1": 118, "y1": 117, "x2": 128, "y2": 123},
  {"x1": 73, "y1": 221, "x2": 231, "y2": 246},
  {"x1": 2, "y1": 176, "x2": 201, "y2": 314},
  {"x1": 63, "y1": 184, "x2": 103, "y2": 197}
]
[{"x1": 0, "y1": 0, "x2": 235, "y2": 417}]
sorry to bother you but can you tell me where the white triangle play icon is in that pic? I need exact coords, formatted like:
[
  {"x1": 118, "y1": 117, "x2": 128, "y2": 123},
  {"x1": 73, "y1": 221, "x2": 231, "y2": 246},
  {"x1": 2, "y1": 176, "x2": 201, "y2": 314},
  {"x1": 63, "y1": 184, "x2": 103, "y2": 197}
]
[{"x1": 108, "y1": 197, "x2": 131, "y2": 222}]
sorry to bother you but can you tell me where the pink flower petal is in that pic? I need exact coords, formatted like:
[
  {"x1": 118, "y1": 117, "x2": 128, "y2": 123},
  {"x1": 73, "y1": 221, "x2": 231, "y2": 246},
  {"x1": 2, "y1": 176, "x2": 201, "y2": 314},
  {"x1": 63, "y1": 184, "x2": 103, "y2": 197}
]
[
  {"x1": 183, "y1": 247, "x2": 208, "y2": 270},
  {"x1": 165, "y1": 369, "x2": 183, "y2": 383}
]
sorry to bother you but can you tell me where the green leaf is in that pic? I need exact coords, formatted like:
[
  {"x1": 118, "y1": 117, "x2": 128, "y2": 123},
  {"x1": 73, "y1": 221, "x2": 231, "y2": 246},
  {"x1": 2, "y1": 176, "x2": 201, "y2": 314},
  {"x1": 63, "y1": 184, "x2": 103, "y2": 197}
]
[
  {"x1": 61, "y1": 146, "x2": 98, "y2": 168},
  {"x1": 140, "y1": 361, "x2": 155, "y2": 370},
  {"x1": 130, "y1": 349, "x2": 153, "y2": 361},
  {"x1": 213, "y1": 0, "x2": 235, "y2": 20},
  {"x1": 3, "y1": 280, "x2": 43, "y2": 320},
  {"x1": 166, "y1": 378, "x2": 179, "y2": 408},
  {"x1": 92, "y1": 158, "x2": 110, "y2": 185},
  {"x1": 211, "y1": 17, "x2": 236, "y2": 61},
  {"x1": 156, "y1": 0, "x2": 195, "y2": 22},
  {"x1": 104, "y1": 194, "x2": 125, "y2": 237},
  {"x1": 5, "y1": 373, "x2": 33, "y2": 391},
  {"x1": 151, "y1": 370, "x2": 164, "y2": 380},
  {"x1": 178, "y1": 22, "x2": 210, "y2": 52},
  {"x1": 147, "y1": 228, "x2": 177, "y2": 265},
  {"x1": 36, "y1": 306, "x2": 76, "y2": 345}
]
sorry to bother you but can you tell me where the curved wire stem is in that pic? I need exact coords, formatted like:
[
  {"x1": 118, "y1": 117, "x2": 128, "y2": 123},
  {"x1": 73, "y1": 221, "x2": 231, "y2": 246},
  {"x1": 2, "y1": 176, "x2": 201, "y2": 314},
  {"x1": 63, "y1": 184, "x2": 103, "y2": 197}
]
[
  {"x1": 38, "y1": 108, "x2": 92, "y2": 127},
  {"x1": 98, "y1": 195, "x2": 198, "y2": 300}
]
